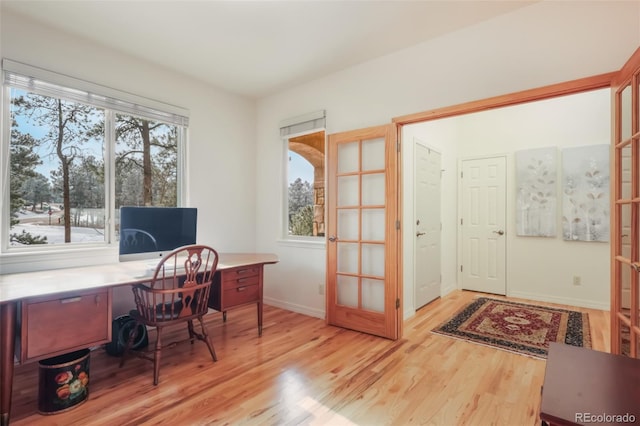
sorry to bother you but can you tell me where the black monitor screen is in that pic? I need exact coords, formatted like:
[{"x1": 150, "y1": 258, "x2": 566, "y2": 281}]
[{"x1": 118, "y1": 206, "x2": 197, "y2": 261}]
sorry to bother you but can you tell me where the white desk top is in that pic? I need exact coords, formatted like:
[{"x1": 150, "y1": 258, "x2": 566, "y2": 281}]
[{"x1": 0, "y1": 252, "x2": 278, "y2": 303}]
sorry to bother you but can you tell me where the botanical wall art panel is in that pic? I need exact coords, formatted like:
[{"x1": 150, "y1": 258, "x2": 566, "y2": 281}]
[
  {"x1": 562, "y1": 144, "x2": 610, "y2": 242},
  {"x1": 516, "y1": 147, "x2": 557, "y2": 237}
]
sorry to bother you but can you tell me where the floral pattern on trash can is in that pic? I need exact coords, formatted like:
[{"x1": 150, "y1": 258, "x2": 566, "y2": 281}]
[{"x1": 38, "y1": 349, "x2": 90, "y2": 414}]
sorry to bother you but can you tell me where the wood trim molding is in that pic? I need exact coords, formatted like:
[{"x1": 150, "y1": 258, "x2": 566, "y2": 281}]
[
  {"x1": 393, "y1": 72, "x2": 616, "y2": 125},
  {"x1": 614, "y1": 47, "x2": 640, "y2": 87}
]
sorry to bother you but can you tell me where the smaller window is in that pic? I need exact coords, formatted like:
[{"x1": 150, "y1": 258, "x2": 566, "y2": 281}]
[{"x1": 285, "y1": 130, "x2": 325, "y2": 238}]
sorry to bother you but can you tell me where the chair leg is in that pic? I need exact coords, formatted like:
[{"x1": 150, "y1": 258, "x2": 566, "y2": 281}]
[
  {"x1": 153, "y1": 327, "x2": 162, "y2": 386},
  {"x1": 197, "y1": 316, "x2": 217, "y2": 362},
  {"x1": 187, "y1": 320, "x2": 196, "y2": 344}
]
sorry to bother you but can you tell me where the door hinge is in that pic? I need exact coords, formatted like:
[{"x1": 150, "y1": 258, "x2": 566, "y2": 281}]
[
  {"x1": 440, "y1": 274, "x2": 442, "y2": 283},
  {"x1": 460, "y1": 218, "x2": 463, "y2": 225},
  {"x1": 461, "y1": 171, "x2": 463, "y2": 178},
  {"x1": 396, "y1": 298, "x2": 400, "y2": 309},
  {"x1": 460, "y1": 265, "x2": 463, "y2": 272},
  {"x1": 396, "y1": 220, "x2": 400, "y2": 230},
  {"x1": 397, "y1": 140, "x2": 401, "y2": 152}
]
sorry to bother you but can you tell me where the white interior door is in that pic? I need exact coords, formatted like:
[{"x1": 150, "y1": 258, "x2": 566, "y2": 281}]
[
  {"x1": 414, "y1": 142, "x2": 441, "y2": 309},
  {"x1": 460, "y1": 156, "x2": 506, "y2": 295}
]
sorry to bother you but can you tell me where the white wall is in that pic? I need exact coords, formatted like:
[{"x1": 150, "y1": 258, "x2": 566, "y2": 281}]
[
  {"x1": 405, "y1": 89, "x2": 611, "y2": 311},
  {"x1": 0, "y1": 10, "x2": 257, "y2": 313},
  {"x1": 256, "y1": 1, "x2": 639, "y2": 318}
]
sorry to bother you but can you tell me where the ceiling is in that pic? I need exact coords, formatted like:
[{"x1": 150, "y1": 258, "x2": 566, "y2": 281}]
[{"x1": 3, "y1": 1, "x2": 536, "y2": 99}]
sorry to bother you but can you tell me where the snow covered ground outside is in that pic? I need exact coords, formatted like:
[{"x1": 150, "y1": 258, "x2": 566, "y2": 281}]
[
  {"x1": 10, "y1": 223, "x2": 105, "y2": 245},
  {"x1": 10, "y1": 208, "x2": 107, "y2": 246}
]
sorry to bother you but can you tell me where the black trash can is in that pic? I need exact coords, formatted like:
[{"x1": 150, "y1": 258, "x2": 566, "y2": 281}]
[{"x1": 38, "y1": 349, "x2": 90, "y2": 414}]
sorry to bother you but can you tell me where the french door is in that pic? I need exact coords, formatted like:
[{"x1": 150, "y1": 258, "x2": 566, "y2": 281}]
[
  {"x1": 326, "y1": 124, "x2": 401, "y2": 340},
  {"x1": 612, "y1": 47, "x2": 640, "y2": 358}
]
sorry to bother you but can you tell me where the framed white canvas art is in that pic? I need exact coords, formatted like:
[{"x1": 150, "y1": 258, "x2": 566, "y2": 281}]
[
  {"x1": 516, "y1": 147, "x2": 557, "y2": 237},
  {"x1": 562, "y1": 144, "x2": 610, "y2": 242}
]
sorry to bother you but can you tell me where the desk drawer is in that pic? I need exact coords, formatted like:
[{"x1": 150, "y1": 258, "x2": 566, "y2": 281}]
[
  {"x1": 222, "y1": 274, "x2": 260, "y2": 290},
  {"x1": 222, "y1": 284, "x2": 259, "y2": 307},
  {"x1": 209, "y1": 265, "x2": 263, "y2": 312},
  {"x1": 20, "y1": 289, "x2": 111, "y2": 362},
  {"x1": 222, "y1": 266, "x2": 260, "y2": 283}
]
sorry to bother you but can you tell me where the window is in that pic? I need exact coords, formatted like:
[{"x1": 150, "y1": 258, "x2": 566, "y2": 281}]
[
  {"x1": 286, "y1": 131, "x2": 325, "y2": 237},
  {"x1": 2, "y1": 60, "x2": 188, "y2": 252},
  {"x1": 114, "y1": 113, "x2": 179, "y2": 209},
  {"x1": 280, "y1": 111, "x2": 326, "y2": 239}
]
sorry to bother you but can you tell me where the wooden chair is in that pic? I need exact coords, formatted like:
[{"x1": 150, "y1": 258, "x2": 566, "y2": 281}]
[{"x1": 119, "y1": 244, "x2": 219, "y2": 385}]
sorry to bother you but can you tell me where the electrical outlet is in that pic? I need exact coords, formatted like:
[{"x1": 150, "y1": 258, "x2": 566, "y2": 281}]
[
  {"x1": 318, "y1": 284, "x2": 325, "y2": 295},
  {"x1": 572, "y1": 276, "x2": 581, "y2": 286}
]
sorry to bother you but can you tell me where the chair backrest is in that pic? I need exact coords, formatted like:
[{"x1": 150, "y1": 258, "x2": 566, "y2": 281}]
[{"x1": 131, "y1": 245, "x2": 219, "y2": 324}]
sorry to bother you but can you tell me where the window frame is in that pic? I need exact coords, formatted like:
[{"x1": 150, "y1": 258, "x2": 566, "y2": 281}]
[{"x1": 0, "y1": 60, "x2": 189, "y2": 258}]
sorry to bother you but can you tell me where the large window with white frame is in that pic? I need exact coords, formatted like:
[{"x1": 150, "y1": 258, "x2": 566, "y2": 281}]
[{"x1": 2, "y1": 60, "x2": 188, "y2": 252}]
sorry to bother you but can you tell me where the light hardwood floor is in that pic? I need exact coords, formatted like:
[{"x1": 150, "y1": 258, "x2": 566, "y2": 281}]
[{"x1": 10, "y1": 290, "x2": 609, "y2": 425}]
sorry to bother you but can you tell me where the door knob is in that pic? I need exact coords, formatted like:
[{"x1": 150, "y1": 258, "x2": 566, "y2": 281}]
[
  {"x1": 416, "y1": 232, "x2": 426, "y2": 237},
  {"x1": 328, "y1": 235, "x2": 337, "y2": 242},
  {"x1": 493, "y1": 230, "x2": 505, "y2": 236}
]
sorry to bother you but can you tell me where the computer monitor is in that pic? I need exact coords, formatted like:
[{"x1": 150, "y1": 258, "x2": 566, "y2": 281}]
[{"x1": 118, "y1": 206, "x2": 197, "y2": 262}]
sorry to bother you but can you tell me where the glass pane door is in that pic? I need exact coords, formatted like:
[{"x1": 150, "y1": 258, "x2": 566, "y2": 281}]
[
  {"x1": 612, "y1": 48, "x2": 640, "y2": 358},
  {"x1": 326, "y1": 124, "x2": 400, "y2": 339}
]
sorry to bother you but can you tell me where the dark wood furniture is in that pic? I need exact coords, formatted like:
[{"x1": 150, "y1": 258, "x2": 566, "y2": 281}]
[
  {"x1": 0, "y1": 252, "x2": 277, "y2": 425},
  {"x1": 17, "y1": 288, "x2": 112, "y2": 363},
  {"x1": 540, "y1": 342, "x2": 640, "y2": 426},
  {"x1": 120, "y1": 245, "x2": 219, "y2": 385},
  {"x1": 208, "y1": 264, "x2": 264, "y2": 336}
]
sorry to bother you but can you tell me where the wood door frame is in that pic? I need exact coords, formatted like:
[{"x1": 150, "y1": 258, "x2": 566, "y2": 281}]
[
  {"x1": 393, "y1": 73, "x2": 614, "y2": 126},
  {"x1": 391, "y1": 72, "x2": 615, "y2": 304}
]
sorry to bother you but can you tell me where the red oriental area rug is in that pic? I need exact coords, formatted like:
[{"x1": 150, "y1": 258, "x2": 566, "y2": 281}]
[{"x1": 432, "y1": 297, "x2": 592, "y2": 359}]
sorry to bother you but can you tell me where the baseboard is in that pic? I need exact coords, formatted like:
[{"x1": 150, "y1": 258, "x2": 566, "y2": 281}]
[
  {"x1": 441, "y1": 283, "x2": 457, "y2": 298},
  {"x1": 404, "y1": 308, "x2": 415, "y2": 320},
  {"x1": 406, "y1": 283, "x2": 457, "y2": 319},
  {"x1": 507, "y1": 290, "x2": 610, "y2": 311},
  {"x1": 264, "y1": 296, "x2": 325, "y2": 319},
  {"x1": 265, "y1": 289, "x2": 607, "y2": 321}
]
